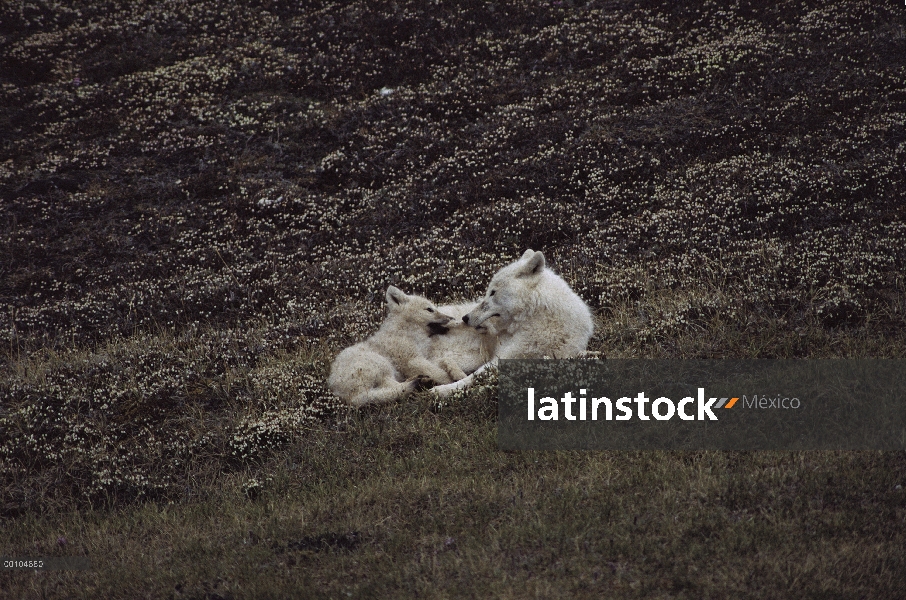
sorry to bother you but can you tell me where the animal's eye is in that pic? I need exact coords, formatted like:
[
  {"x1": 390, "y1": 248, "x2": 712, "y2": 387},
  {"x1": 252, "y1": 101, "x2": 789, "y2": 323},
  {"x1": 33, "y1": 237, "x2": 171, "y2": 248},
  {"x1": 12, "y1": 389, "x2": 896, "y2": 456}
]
[
  {"x1": 490, "y1": 290, "x2": 496, "y2": 296},
  {"x1": 426, "y1": 307, "x2": 434, "y2": 312}
]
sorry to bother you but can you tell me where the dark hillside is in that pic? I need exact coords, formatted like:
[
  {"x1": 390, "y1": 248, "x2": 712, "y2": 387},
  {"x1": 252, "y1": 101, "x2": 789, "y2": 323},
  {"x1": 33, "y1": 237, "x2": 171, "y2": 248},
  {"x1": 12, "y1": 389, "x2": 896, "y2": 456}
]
[{"x1": 2, "y1": 1, "x2": 904, "y2": 348}]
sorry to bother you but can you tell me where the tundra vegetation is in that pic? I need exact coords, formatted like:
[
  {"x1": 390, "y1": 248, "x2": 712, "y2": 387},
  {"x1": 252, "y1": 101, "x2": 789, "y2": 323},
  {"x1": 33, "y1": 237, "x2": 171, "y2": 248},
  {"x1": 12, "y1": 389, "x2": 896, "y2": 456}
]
[{"x1": 1, "y1": 0, "x2": 905, "y2": 597}]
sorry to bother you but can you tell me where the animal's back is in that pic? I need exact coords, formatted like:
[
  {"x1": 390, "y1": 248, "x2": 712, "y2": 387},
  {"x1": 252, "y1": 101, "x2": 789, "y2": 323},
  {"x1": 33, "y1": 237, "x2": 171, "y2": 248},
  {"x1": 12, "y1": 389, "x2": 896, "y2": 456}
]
[
  {"x1": 535, "y1": 269, "x2": 593, "y2": 356},
  {"x1": 328, "y1": 343, "x2": 398, "y2": 390}
]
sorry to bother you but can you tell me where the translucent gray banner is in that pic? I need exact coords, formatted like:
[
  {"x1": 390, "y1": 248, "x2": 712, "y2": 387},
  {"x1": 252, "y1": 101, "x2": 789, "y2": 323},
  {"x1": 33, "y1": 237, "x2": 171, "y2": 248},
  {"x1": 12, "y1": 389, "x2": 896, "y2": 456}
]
[{"x1": 498, "y1": 360, "x2": 906, "y2": 450}]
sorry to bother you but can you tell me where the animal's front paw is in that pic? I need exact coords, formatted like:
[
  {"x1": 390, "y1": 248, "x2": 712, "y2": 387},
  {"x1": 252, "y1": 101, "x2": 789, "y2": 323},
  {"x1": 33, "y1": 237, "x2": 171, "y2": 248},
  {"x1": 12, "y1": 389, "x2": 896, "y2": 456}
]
[
  {"x1": 409, "y1": 375, "x2": 435, "y2": 391},
  {"x1": 430, "y1": 381, "x2": 459, "y2": 398}
]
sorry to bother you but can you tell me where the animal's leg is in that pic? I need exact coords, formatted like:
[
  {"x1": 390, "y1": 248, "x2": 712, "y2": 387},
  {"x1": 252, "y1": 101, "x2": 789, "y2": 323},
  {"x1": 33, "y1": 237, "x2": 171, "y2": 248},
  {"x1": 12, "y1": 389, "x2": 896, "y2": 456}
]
[
  {"x1": 439, "y1": 358, "x2": 468, "y2": 382},
  {"x1": 348, "y1": 378, "x2": 415, "y2": 407},
  {"x1": 407, "y1": 356, "x2": 454, "y2": 385}
]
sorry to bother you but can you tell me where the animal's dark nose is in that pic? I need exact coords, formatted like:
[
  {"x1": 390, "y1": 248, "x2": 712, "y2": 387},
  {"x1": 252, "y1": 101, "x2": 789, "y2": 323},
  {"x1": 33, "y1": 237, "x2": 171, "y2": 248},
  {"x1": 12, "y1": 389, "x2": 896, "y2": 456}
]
[{"x1": 462, "y1": 314, "x2": 469, "y2": 325}]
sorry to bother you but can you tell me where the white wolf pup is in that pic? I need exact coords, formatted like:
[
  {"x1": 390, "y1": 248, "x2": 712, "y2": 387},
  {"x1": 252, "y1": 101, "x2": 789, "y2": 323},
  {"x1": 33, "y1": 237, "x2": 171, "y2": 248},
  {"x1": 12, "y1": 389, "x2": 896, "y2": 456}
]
[
  {"x1": 328, "y1": 286, "x2": 460, "y2": 407},
  {"x1": 432, "y1": 249, "x2": 594, "y2": 397}
]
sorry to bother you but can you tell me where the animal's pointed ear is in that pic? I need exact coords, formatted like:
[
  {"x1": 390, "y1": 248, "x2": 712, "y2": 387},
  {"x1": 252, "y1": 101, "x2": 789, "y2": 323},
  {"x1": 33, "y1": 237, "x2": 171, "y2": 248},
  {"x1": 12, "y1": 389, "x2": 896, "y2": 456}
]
[
  {"x1": 520, "y1": 249, "x2": 535, "y2": 261},
  {"x1": 386, "y1": 285, "x2": 408, "y2": 307},
  {"x1": 517, "y1": 251, "x2": 545, "y2": 277}
]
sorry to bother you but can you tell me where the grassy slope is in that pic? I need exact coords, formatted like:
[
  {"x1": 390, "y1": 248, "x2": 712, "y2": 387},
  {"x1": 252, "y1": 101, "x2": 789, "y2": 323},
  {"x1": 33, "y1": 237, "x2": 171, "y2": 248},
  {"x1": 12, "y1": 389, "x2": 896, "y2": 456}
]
[
  {"x1": 4, "y1": 393, "x2": 905, "y2": 598},
  {"x1": 2, "y1": 0, "x2": 906, "y2": 597}
]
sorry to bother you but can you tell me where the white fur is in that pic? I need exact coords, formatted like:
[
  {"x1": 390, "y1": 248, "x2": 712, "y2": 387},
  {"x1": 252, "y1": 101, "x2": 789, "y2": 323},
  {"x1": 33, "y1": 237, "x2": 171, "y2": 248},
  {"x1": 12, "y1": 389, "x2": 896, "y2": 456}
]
[
  {"x1": 429, "y1": 302, "x2": 498, "y2": 382},
  {"x1": 328, "y1": 286, "x2": 458, "y2": 407},
  {"x1": 431, "y1": 250, "x2": 594, "y2": 397}
]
